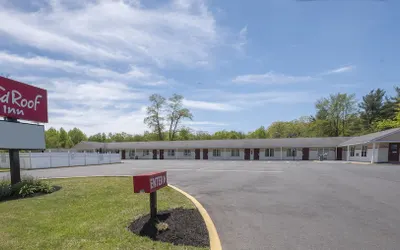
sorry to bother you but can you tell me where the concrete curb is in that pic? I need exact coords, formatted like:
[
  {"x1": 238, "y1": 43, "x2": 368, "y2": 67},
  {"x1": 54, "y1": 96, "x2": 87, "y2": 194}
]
[
  {"x1": 312, "y1": 160, "x2": 371, "y2": 165},
  {"x1": 168, "y1": 184, "x2": 222, "y2": 250}
]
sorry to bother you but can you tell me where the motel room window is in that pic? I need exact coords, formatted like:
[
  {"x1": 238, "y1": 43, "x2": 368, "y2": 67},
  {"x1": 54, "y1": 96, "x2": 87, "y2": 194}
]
[
  {"x1": 361, "y1": 146, "x2": 367, "y2": 157},
  {"x1": 143, "y1": 150, "x2": 149, "y2": 156},
  {"x1": 350, "y1": 146, "x2": 355, "y2": 157},
  {"x1": 287, "y1": 148, "x2": 297, "y2": 157},
  {"x1": 167, "y1": 149, "x2": 175, "y2": 156},
  {"x1": 265, "y1": 148, "x2": 274, "y2": 157},
  {"x1": 231, "y1": 149, "x2": 240, "y2": 157},
  {"x1": 213, "y1": 149, "x2": 221, "y2": 157},
  {"x1": 184, "y1": 149, "x2": 191, "y2": 156}
]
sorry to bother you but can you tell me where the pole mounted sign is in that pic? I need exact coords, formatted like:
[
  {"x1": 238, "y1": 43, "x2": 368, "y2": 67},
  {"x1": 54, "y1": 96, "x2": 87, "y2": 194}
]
[
  {"x1": 0, "y1": 76, "x2": 48, "y2": 123},
  {"x1": 133, "y1": 171, "x2": 168, "y2": 219}
]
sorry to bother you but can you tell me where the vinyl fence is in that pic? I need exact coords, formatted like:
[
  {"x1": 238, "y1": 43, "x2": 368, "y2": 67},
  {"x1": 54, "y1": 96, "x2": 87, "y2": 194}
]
[{"x1": 0, "y1": 152, "x2": 121, "y2": 169}]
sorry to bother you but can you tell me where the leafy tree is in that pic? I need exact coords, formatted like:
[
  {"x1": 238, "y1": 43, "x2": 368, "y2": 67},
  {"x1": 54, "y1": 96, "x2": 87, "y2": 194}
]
[
  {"x1": 359, "y1": 89, "x2": 386, "y2": 132},
  {"x1": 247, "y1": 126, "x2": 268, "y2": 139},
  {"x1": 315, "y1": 93, "x2": 357, "y2": 136},
  {"x1": 144, "y1": 94, "x2": 166, "y2": 141},
  {"x1": 266, "y1": 122, "x2": 288, "y2": 138},
  {"x1": 376, "y1": 103, "x2": 400, "y2": 130},
  {"x1": 177, "y1": 127, "x2": 194, "y2": 140},
  {"x1": 381, "y1": 87, "x2": 400, "y2": 120},
  {"x1": 59, "y1": 128, "x2": 69, "y2": 148},
  {"x1": 45, "y1": 128, "x2": 60, "y2": 148},
  {"x1": 68, "y1": 128, "x2": 87, "y2": 145},
  {"x1": 167, "y1": 94, "x2": 193, "y2": 141},
  {"x1": 88, "y1": 133, "x2": 105, "y2": 142}
]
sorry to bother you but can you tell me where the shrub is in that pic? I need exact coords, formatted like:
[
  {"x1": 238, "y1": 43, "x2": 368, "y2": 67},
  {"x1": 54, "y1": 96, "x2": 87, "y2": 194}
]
[{"x1": 0, "y1": 176, "x2": 55, "y2": 201}]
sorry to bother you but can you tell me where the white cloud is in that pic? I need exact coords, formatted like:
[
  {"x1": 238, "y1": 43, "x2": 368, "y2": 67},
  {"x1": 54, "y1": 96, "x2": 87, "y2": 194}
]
[
  {"x1": 0, "y1": 51, "x2": 169, "y2": 85},
  {"x1": 0, "y1": 0, "x2": 220, "y2": 67},
  {"x1": 233, "y1": 25, "x2": 247, "y2": 52},
  {"x1": 183, "y1": 99, "x2": 240, "y2": 111},
  {"x1": 232, "y1": 71, "x2": 314, "y2": 84},
  {"x1": 321, "y1": 65, "x2": 355, "y2": 75}
]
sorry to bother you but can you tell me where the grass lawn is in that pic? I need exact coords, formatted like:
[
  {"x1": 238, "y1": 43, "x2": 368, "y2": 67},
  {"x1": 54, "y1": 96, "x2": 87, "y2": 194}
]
[
  {"x1": 0, "y1": 177, "x2": 209, "y2": 250},
  {"x1": 0, "y1": 168, "x2": 9, "y2": 172}
]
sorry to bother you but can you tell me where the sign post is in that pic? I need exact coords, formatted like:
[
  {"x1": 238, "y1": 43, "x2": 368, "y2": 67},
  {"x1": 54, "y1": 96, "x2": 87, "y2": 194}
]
[
  {"x1": 0, "y1": 76, "x2": 48, "y2": 184},
  {"x1": 133, "y1": 171, "x2": 168, "y2": 219}
]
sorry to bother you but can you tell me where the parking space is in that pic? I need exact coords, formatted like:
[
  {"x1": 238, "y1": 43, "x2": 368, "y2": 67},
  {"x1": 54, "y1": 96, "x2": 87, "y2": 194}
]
[{"x1": 2, "y1": 160, "x2": 400, "y2": 250}]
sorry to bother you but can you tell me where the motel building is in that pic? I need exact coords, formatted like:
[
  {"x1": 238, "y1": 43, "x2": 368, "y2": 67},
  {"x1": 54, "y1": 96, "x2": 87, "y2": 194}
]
[{"x1": 73, "y1": 128, "x2": 400, "y2": 164}]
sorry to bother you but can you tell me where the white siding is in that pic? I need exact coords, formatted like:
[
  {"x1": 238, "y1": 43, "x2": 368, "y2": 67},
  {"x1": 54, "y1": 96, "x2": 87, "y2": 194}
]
[
  {"x1": 259, "y1": 148, "x2": 281, "y2": 160},
  {"x1": 0, "y1": 152, "x2": 120, "y2": 169}
]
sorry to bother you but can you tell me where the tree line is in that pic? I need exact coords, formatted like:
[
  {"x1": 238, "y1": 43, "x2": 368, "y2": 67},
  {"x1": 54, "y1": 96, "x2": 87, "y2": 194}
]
[{"x1": 45, "y1": 87, "x2": 400, "y2": 148}]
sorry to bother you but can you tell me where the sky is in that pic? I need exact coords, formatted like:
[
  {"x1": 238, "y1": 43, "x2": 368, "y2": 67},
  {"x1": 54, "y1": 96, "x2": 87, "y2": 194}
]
[{"x1": 0, "y1": 0, "x2": 399, "y2": 136}]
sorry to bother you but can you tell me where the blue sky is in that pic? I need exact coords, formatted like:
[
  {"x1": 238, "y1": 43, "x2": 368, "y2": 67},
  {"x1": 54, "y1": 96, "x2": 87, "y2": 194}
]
[{"x1": 0, "y1": 0, "x2": 399, "y2": 136}]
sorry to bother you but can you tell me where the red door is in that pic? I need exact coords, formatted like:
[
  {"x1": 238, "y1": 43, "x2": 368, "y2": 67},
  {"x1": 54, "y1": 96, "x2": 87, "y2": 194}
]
[
  {"x1": 388, "y1": 143, "x2": 400, "y2": 162},
  {"x1": 159, "y1": 150, "x2": 164, "y2": 160},
  {"x1": 203, "y1": 149, "x2": 208, "y2": 160},
  {"x1": 121, "y1": 150, "x2": 126, "y2": 160},
  {"x1": 152, "y1": 150, "x2": 157, "y2": 160},
  {"x1": 195, "y1": 149, "x2": 200, "y2": 160},
  {"x1": 254, "y1": 149, "x2": 260, "y2": 160},
  {"x1": 244, "y1": 149, "x2": 251, "y2": 160},
  {"x1": 302, "y1": 148, "x2": 309, "y2": 160},
  {"x1": 336, "y1": 148, "x2": 343, "y2": 160}
]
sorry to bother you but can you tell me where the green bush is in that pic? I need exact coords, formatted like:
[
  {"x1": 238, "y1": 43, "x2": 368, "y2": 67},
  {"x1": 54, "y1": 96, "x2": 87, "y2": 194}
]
[{"x1": 0, "y1": 176, "x2": 55, "y2": 201}]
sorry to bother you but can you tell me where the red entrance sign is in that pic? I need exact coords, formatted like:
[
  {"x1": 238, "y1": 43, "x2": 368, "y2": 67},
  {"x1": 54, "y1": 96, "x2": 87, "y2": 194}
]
[
  {"x1": 0, "y1": 76, "x2": 48, "y2": 123},
  {"x1": 133, "y1": 171, "x2": 167, "y2": 193}
]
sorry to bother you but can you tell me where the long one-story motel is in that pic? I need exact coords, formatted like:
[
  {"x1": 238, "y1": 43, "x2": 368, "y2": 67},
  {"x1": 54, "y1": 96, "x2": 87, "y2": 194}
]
[{"x1": 73, "y1": 128, "x2": 400, "y2": 163}]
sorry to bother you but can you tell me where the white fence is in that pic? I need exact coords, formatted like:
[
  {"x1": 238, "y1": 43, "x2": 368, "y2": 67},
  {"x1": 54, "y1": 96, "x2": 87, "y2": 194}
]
[{"x1": 0, "y1": 152, "x2": 121, "y2": 169}]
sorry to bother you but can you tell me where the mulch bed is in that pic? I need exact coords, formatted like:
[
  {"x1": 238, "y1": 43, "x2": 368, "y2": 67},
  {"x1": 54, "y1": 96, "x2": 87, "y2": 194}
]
[{"x1": 128, "y1": 207, "x2": 209, "y2": 247}]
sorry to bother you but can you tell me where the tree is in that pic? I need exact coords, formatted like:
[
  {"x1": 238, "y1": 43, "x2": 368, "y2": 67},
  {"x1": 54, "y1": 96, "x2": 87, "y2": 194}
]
[
  {"x1": 177, "y1": 127, "x2": 194, "y2": 140},
  {"x1": 68, "y1": 128, "x2": 87, "y2": 145},
  {"x1": 59, "y1": 128, "x2": 69, "y2": 148},
  {"x1": 247, "y1": 126, "x2": 267, "y2": 139},
  {"x1": 167, "y1": 94, "x2": 193, "y2": 141},
  {"x1": 144, "y1": 94, "x2": 166, "y2": 141},
  {"x1": 266, "y1": 122, "x2": 288, "y2": 138},
  {"x1": 381, "y1": 86, "x2": 400, "y2": 120},
  {"x1": 45, "y1": 128, "x2": 61, "y2": 148},
  {"x1": 359, "y1": 89, "x2": 386, "y2": 132},
  {"x1": 315, "y1": 93, "x2": 357, "y2": 136},
  {"x1": 376, "y1": 103, "x2": 400, "y2": 130}
]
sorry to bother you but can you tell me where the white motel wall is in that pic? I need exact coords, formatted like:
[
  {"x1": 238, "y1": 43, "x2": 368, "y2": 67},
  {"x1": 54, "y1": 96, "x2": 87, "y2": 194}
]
[
  {"x1": 0, "y1": 152, "x2": 121, "y2": 169},
  {"x1": 72, "y1": 128, "x2": 400, "y2": 164}
]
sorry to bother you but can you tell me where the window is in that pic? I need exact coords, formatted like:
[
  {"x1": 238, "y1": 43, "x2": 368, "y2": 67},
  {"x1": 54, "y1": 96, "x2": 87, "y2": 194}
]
[
  {"x1": 265, "y1": 148, "x2": 274, "y2": 157},
  {"x1": 184, "y1": 149, "x2": 191, "y2": 156},
  {"x1": 287, "y1": 148, "x2": 297, "y2": 157},
  {"x1": 213, "y1": 149, "x2": 221, "y2": 157},
  {"x1": 167, "y1": 149, "x2": 175, "y2": 156},
  {"x1": 361, "y1": 146, "x2": 367, "y2": 157},
  {"x1": 231, "y1": 149, "x2": 240, "y2": 157},
  {"x1": 350, "y1": 146, "x2": 355, "y2": 157},
  {"x1": 143, "y1": 150, "x2": 149, "y2": 156}
]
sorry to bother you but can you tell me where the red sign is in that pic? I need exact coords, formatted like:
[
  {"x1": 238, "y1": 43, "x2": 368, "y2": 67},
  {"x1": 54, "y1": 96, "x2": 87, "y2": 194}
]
[
  {"x1": 133, "y1": 171, "x2": 168, "y2": 193},
  {"x1": 0, "y1": 76, "x2": 48, "y2": 123}
]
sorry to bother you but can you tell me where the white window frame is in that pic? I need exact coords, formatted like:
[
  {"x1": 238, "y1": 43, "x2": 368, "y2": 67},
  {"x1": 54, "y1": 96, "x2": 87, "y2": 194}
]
[
  {"x1": 350, "y1": 146, "x2": 355, "y2": 157},
  {"x1": 287, "y1": 148, "x2": 297, "y2": 157},
  {"x1": 231, "y1": 149, "x2": 240, "y2": 157},
  {"x1": 265, "y1": 148, "x2": 274, "y2": 157},
  {"x1": 361, "y1": 145, "x2": 367, "y2": 157},
  {"x1": 167, "y1": 149, "x2": 175, "y2": 156},
  {"x1": 184, "y1": 149, "x2": 191, "y2": 156},
  {"x1": 213, "y1": 149, "x2": 221, "y2": 157},
  {"x1": 143, "y1": 150, "x2": 149, "y2": 156}
]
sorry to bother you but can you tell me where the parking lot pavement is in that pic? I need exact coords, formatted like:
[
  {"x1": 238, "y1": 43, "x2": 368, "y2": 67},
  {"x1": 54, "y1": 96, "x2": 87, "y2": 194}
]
[{"x1": 2, "y1": 160, "x2": 400, "y2": 250}]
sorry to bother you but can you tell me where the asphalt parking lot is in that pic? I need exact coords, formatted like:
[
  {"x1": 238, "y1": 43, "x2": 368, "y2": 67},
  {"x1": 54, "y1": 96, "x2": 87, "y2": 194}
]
[{"x1": 2, "y1": 160, "x2": 400, "y2": 250}]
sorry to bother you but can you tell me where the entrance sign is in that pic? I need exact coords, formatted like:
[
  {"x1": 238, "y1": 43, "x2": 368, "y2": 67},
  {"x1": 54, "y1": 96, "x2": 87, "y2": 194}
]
[
  {"x1": 0, "y1": 76, "x2": 48, "y2": 123},
  {"x1": 133, "y1": 171, "x2": 167, "y2": 193},
  {"x1": 0, "y1": 121, "x2": 45, "y2": 149},
  {"x1": 133, "y1": 171, "x2": 168, "y2": 219}
]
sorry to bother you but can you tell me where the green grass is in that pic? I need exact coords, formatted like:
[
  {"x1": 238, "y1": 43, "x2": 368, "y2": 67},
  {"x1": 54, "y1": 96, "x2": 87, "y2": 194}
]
[
  {"x1": 0, "y1": 168, "x2": 9, "y2": 172},
  {"x1": 0, "y1": 177, "x2": 209, "y2": 250}
]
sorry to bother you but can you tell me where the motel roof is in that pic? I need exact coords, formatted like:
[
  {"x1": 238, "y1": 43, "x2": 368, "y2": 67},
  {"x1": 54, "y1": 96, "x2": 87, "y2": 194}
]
[
  {"x1": 73, "y1": 136, "x2": 352, "y2": 150},
  {"x1": 338, "y1": 127, "x2": 400, "y2": 147}
]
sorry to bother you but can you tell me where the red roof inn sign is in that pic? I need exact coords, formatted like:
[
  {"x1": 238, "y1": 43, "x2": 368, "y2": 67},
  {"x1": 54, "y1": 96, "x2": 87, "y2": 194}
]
[{"x1": 0, "y1": 76, "x2": 48, "y2": 123}]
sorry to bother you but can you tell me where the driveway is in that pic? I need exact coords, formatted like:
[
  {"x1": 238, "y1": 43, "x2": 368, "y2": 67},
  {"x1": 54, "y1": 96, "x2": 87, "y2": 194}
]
[{"x1": 2, "y1": 160, "x2": 400, "y2": 250}]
